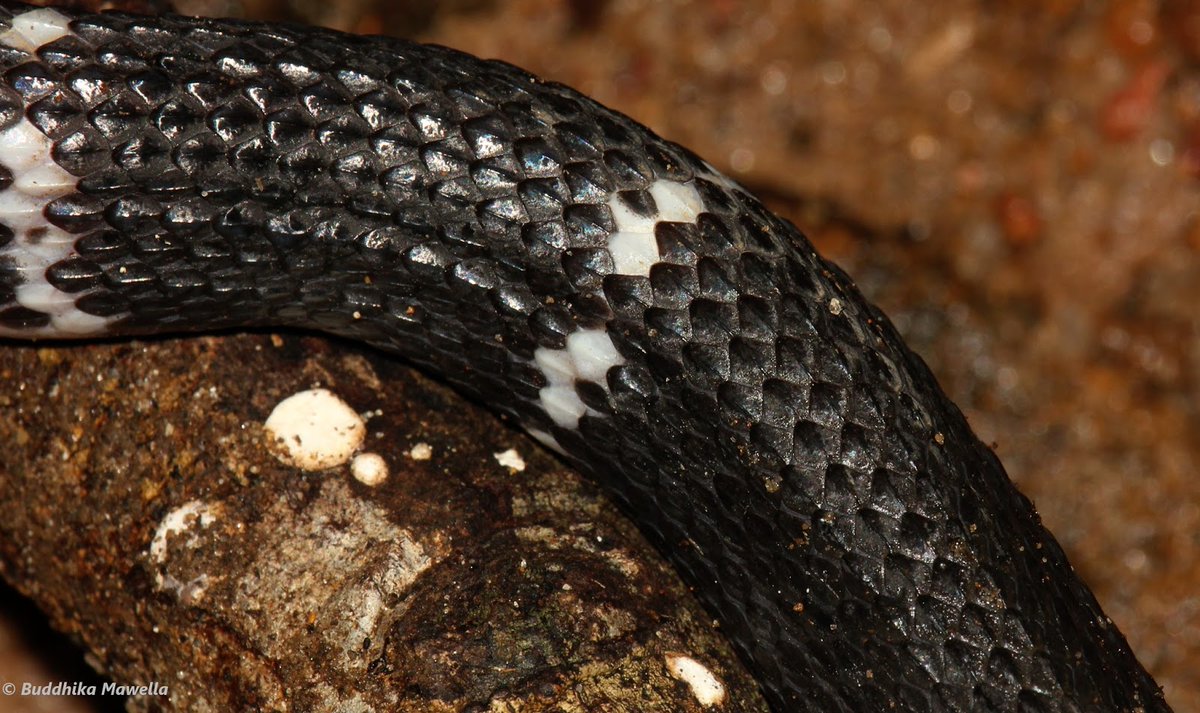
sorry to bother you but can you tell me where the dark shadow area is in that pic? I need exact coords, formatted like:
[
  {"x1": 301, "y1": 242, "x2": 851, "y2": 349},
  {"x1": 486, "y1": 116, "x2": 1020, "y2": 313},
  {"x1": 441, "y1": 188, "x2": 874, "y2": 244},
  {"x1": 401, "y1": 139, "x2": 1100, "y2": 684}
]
[{"x1": 0, "y1": 580, "x2": 123, "y2": 713}]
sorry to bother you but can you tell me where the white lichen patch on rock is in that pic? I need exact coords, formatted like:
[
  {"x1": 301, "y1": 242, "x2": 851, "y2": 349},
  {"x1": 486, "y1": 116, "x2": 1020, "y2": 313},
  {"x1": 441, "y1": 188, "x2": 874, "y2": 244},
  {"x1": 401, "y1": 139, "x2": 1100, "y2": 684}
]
[
  {"x1": 235, "y1": 479, "x2": 442, "y2": 675},
  {"x1": 264, "y1": 388, "x2": 366, "y2": 470},
  {"x1": 351, "y1": 452, "x2": 388, "y2": 486},
  {"x1": 334, "y1": 537, "x2": 431, "y2": 657},
  {"x1": 149, "y1": 500, "x2": 223, "y2": 602},
  {"x1": 665, "y1": 653, "x2": 726, "y2": 707},
  {"x1": 150, "y1": 500, "x2": 221, "y2": 564},
  {"x1": 141, "y1": 478, "x2": 448, "y2": 703}
]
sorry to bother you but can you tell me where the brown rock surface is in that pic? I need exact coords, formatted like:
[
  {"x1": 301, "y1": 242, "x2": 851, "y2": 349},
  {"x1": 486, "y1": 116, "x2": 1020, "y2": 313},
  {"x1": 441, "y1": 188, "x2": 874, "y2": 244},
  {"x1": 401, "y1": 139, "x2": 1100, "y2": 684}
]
[
  {"x1": 0, "y1": 336, "x2": 768, "y2": 711},
  {"x1": 2, "y1": 0, "x2": 1199, "y2": 709}
]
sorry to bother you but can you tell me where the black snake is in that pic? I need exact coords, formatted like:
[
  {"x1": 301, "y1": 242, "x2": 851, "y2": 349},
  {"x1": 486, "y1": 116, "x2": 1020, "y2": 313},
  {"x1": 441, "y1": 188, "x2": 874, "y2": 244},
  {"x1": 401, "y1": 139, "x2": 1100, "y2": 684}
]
[{"x1": 0, "y1": 3, "x2": 1169, "y2": 710}]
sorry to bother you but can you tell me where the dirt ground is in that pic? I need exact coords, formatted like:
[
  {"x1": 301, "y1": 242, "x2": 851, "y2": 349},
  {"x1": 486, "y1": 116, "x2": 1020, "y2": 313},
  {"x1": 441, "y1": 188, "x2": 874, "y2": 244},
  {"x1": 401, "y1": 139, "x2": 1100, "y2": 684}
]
[{"x1": 2, "y1": 0, "x2": 1198, "y2": 710}]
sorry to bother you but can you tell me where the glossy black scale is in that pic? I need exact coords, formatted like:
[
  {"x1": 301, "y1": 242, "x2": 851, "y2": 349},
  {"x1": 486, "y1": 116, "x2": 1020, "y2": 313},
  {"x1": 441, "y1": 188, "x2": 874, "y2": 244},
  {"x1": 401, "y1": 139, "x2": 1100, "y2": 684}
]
[{"x1": 0, "y1": 3, "x2": 1169, "y2": 711}]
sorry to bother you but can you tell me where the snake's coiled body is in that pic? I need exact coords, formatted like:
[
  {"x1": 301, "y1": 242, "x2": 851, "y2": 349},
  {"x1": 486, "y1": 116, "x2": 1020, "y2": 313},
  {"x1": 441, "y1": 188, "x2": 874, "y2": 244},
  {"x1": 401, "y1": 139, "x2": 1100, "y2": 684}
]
[{"x1": 0, "y1": 4, "x2": 1168, "y2": 711}]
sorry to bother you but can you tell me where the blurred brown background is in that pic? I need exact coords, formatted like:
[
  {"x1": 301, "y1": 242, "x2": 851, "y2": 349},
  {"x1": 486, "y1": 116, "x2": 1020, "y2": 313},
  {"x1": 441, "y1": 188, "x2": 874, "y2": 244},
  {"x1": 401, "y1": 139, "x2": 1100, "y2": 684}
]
[{"x1": 2, "y1": 0, "x2": 1198, "y2": 710}]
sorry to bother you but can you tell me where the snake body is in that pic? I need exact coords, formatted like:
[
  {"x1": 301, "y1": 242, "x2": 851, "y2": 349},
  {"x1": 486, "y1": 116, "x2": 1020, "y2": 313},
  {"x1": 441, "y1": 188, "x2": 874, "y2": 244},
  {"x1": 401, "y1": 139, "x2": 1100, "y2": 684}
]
[{"x1": 0, "y1": 4, "x2": 1169, "y2": 711}]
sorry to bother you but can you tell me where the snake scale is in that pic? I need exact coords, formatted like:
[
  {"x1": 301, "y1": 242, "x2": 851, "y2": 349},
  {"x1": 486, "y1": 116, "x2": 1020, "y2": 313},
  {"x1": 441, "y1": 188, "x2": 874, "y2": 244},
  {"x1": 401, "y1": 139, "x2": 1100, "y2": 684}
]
[{"x1": 0, "y1": 3, "x2": 1170, "y2": 711}]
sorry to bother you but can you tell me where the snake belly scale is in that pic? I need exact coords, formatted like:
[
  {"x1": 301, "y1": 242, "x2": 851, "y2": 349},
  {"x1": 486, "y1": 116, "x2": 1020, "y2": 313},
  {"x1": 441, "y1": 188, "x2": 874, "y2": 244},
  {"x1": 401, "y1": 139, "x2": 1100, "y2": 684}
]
[{"x1": 0, "y1": 4, "x2": 1169, "y2": 711}]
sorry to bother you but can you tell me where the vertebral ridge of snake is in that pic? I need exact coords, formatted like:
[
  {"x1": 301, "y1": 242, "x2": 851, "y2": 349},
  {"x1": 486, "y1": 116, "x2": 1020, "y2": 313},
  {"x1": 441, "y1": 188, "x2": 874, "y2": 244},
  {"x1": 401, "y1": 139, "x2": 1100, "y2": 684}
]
[{"x1": 0, "y1": 4, "x2": 1169, "y2": 711}]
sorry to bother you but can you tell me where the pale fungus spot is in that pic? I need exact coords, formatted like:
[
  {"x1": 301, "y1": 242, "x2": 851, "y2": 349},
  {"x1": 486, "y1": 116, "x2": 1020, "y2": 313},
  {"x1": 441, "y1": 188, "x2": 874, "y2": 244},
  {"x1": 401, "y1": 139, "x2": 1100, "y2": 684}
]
[
  {"x1": 264, "y1": 389, "x2": 366, "y2": 470},
  {"x1": 665, "y1": 653, "x2": 726, "y2": 707},
  {"x1": 493, "y1": 448, "x2": 526, "y2": 471},
  {"x1": 351, "y1": 452, "x2": 389, "y2": 486}
]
